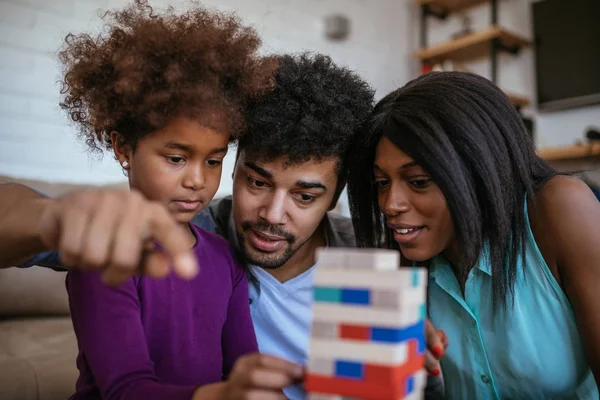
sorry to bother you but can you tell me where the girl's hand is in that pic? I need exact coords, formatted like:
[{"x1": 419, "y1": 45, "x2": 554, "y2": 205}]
[
  {"x1": 425, "y1": 318, "x2": 448, "y2": 376},
  {"x1": 223, "y1": 353, "x2": 303, "y2": 400}
]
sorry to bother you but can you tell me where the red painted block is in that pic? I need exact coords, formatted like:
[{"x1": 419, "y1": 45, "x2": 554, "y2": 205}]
[
  {"x1": 305, "y1": 373, "x2": 404, "y2": 400},
  {"x1": 339, "y1": 323, "x2": 370, "y2": 341}
]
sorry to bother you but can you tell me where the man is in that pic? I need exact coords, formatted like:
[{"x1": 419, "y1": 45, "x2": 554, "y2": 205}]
[{"x1": 0, "y1": 53, "x2": 444, "y2": 399}]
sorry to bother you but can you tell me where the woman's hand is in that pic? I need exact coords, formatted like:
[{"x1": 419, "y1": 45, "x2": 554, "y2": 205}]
[{"x1": 425, "y1": 319, "x2": 448, "y2": 376}]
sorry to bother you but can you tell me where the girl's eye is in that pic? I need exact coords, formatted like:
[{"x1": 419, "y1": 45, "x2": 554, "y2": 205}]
[
  {"x1": 166, "y1": 156, "x2": 185, "y2": 164},
  {"x1": 409, "y1": 178, "x2": 432, "y2": 189},
  {"x1": 207, "y1": 159, "x2": 222, "y2": 167}
]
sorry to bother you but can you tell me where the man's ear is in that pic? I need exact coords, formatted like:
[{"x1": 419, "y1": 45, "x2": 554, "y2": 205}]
[
  {"x1": 110, "y1": 131, "x2": 131, "y2": 169},
  {"x1": 328, "y1": 178, "x2": 347, "y2": 211}
]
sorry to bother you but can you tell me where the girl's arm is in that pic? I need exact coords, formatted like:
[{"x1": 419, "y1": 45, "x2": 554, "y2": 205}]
[
  {"x1": 221, "y1": 253, "x2": 259, "y2": 377},
  {"x1": 537, "y1": 176, "x2": 600, "y2": 387},
  {"x1": 68, "y1": 270, "x2": 199, "y2": 400}
]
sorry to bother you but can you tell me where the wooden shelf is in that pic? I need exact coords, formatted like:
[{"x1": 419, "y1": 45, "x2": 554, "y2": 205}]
[
  {"x1": 505, "y1": 92, "x2": 531, "y2": 108},
  {"x1": 537, "y1": 143, "x2": 600, "y2": 162},
  {"x1": 415, "y1": 0, "x2": 487, "y2": 14},
  {"x1": 415, "y1": 26, "x2": 531, "y2": 64}
]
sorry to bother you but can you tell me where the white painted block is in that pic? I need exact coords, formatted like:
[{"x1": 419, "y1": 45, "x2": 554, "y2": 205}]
[
  {"x1": 412, "y1": 369, "x2": 428, "y2": 390},
  {"x1": 404, "y1": 388, "x2": 425, "y2": 400},
  {"x1": 307, "y1": 394, "x2": 347, "y2": 400},
  {"x1": 308, "y1": 338, "x2": 408, "y2": 365},
  {"x1": 307, "y1": 357, "x2": 334, "y2": 376},
  {"x1": 316, "y1": 247, "x2": 400, "y2": 271},
  {"x1": 307, "y1": 394, "x2": 362, "y2": 400},
  {"x1": 313, "y1": 268, "x2": 427, "y2": 292},
  {"x1": 311, "y1": 320, "x2": 338, "y2": 339},
  {"x1": 312, "y1": 303, "x2": 422, "y2": 327}
]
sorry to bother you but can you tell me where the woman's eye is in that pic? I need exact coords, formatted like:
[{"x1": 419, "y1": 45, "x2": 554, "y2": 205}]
[
  {"x1": 374, "y1": 180, "x2": 389, "y2": 190},
  {"x1": 207, "y1": 159, "x2": 222, "y2": 167},
  {"x1": 409, "y1": 178, "x2": 432, "y2": 189}
]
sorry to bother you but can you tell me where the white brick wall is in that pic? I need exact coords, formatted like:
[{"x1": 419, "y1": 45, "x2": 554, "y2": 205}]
[
  {"x1": 0, "y1": 0, "x2": 416, "y2": 213},
  {"x1": 1, "y1": 0, "x2": 598, "y2": 203}
]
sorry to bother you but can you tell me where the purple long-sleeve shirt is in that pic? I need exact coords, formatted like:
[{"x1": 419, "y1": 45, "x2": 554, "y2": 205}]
[{"x1": 66, "y1": 224, "x2": 257, "y2": 400}]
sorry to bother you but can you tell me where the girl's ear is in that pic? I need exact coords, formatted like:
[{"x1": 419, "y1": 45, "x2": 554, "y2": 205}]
[{"x1": 111, "y1": 131, "x2": 131, "y2": 169}]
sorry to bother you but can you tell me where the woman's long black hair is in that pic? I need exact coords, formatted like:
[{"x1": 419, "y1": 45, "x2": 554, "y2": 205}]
[{"x1": 347, "y1": 72, "x2": 556, "y2": 310}]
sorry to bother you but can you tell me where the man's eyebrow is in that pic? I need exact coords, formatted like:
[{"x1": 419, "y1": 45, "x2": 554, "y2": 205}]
[
  {"x1": 244, "y1": 161, "x2": 272, "y2": 179},
  {"x1": 295, "y1": 180, "x2": 327, "y2": 191}
]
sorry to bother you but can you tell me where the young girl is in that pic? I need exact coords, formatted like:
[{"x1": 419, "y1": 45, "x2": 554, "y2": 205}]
[
  {"x1": 347, "y1": 72, "x2": 600, "y2": 399},
  {"x1": 58, "y1": 1, "x2": 279, "y2": 399}
]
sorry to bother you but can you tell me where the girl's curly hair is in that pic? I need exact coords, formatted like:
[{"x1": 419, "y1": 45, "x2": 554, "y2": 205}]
[{"x1": 58, "y1": 0, "x2": 277, "y2": 152}]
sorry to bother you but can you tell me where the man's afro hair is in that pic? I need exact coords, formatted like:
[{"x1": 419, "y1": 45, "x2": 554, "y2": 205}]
[{"x1": 239, "y1": 52, "x2": 375, "y2": 174}]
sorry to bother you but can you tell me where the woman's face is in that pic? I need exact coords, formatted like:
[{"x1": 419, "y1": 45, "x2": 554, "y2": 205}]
[{"x1": 373, "y1": 136, "x2": 455, "y2": 261}]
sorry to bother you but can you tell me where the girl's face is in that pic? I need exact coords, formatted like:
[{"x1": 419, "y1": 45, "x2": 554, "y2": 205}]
[
  {"x1": 373, "y1": 136, "x2": 455, "y2": 262},
  {"x1": 114, "y1": 116, "x2": 229, "y2": 225}
]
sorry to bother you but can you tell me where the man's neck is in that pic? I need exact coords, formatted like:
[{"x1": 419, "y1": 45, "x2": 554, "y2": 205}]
[{"x1": 266, "y1": 221, "x2": 326, "y2": 283}]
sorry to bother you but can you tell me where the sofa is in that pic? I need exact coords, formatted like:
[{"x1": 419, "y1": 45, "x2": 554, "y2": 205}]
[{"x1": 0, "y1": 175, "x2": 127, "y2": 400}]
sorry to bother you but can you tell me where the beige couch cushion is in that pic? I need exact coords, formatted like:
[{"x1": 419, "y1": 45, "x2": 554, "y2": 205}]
[
  {"x1": 0, "y1": 174, "x2": 128, "y2": 197},
  {"x1": 0, "y1": 268, "x2": 69, "y2": 317},
  {"x1": 0, "y1": 317, "x2": 78, "y2": 400}
]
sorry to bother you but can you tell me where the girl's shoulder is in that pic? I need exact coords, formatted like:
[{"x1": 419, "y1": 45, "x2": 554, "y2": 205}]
[{"x1": 189, "y1": 223, "x2": 245, "y2": 273}]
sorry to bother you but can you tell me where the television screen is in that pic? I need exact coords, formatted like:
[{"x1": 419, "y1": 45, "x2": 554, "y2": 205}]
[{"x1": 532, "y1": 0, "x2": 600, "y2": 111}]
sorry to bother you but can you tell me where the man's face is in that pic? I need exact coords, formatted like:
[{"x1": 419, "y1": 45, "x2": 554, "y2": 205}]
[{"x1": 232, "y1": 151, "x2": 340, "y2": 269}]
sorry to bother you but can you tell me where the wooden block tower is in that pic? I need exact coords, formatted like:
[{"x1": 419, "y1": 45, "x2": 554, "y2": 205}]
[{"x1": 304, "y1": 248, "x2": 428, "y2": 400}]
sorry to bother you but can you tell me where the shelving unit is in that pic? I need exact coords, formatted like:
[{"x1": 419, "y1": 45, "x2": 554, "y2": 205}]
[
  {"x1": 415, "y1": 26, "x2": 530, "y2": 64},
  {"x1": 415, "y1": 0, "x2": 531, "y2": 109},
  {"x1": 537, "y1": 143, "x2": 600, "y2": 162},
  {"x1": 415, "y1": 0, "x2": 488, "y2": 15}
]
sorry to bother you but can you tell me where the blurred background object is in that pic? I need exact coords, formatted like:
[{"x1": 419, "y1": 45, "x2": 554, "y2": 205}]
[{"x1": 0, "y1": 0, "x2": 598, "y2": 215}]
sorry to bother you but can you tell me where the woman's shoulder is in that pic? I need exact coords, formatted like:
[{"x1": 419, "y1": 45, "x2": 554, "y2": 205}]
[
  {"x1": 532, "y1": 175, "x2": 596, "y2": 224},
  {"x1": 528, "y1": 175, "x2": 599, "y2": 279}
]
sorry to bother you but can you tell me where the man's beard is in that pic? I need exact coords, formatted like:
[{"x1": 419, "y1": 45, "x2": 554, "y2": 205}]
[{"x1": 239, "y1": 220, "x2": 297, "y2": 270}]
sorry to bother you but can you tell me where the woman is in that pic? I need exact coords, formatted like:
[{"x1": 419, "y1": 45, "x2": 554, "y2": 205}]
[{"x1": 347, "y1": 72, "x2": 600, "y2": 399}]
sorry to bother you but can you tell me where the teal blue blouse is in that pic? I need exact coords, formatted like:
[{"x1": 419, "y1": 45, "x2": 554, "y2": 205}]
[{"x1": 428, "y1": 203, "x2": 598, "y2": 399}]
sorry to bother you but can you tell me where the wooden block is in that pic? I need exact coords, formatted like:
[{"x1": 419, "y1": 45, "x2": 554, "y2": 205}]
[
  {"x1": 309, "y1": 338, "x2": 408, "y2": 365},
  {"x1": 316, "y1": 247, "x2": 400, "y2": 271},
  {"x1": 312, "y1": 302, "x2": 422, "y2": 328},
  {"x1": 339, "y1": 323, "x2": 370, "y2": 341},
  {"x1": 307, "y1": 394, "x2": 347, "y2": 400},
  {"x1": 305, "y1": 373, "x2": 404, "y2": 400},
  {"x1": 313, "y1": 269, "x2": 427, "y2": 291},
  {"x1": 308, "y1": 357, "x2": 335, "y2": 376},
  {"x1": 311, "y1": 320, "x2": 339, "y2": 339}
]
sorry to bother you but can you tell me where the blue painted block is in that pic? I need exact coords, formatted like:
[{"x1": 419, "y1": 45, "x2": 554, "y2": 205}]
[
  {"x1": 405, "y1": 376, "x2": 415, "y2": 395},
  {"x1": 340, "y1": 288, "x2": 370, "y2": 305},
  {"x1": 419, "y1": 303, "x2": 427, "y2": 321},
  {"x1": 370, "y1": 321, "x2": 426, "y2": 353},
  {"x1": 314, "y1": 286, "x2": 341, "y2": 303},
  {"x1": 371, "y1": 327, "x2": 403, "y2": 342},
  {"x1": 412, "y1": 269, "x2": 420, "y2": 287},
  {"x1": 335, "y1": 360, "x2": 364, "y2": 379}
]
